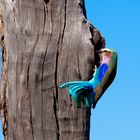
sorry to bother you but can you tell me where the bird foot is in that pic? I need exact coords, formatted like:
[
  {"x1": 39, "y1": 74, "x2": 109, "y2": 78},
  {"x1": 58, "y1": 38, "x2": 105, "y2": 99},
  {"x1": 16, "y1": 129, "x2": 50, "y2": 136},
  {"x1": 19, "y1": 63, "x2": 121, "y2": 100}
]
[{"x1": 93, "y1": 65, "x2": 97, "y2": 76}]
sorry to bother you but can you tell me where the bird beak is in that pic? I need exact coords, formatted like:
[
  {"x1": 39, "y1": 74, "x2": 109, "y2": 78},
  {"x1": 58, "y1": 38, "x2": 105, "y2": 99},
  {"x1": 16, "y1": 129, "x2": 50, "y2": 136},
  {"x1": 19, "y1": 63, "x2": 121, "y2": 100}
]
[
  {"x1": 96, "y1": 48, "x2": 107, "y2": 53},
  {"x1": 96, "y1": 50, "x2": 103, "y2": 53}
]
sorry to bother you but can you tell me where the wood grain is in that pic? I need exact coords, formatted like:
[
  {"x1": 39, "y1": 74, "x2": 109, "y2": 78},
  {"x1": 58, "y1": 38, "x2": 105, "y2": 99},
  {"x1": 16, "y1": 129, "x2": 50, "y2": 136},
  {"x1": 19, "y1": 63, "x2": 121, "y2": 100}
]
[{"x1": 0, "y1": 0, "x2": 105, "y2": 140}]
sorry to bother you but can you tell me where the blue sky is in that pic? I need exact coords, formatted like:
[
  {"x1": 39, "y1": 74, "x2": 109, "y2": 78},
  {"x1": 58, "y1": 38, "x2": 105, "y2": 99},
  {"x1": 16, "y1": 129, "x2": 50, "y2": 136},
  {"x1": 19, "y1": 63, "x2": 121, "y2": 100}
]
[
  {"x1": 0, "y1": 0, "x2": 140, "y2": 140},
  {"x1": 85, "y1": 0, "x2": 140, "y2": 140}
]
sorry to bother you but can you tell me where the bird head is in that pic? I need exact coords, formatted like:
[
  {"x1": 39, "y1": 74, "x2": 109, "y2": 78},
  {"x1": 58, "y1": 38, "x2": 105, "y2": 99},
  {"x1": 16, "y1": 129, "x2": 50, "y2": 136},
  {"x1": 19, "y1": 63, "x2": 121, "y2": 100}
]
[{"x1": 96, "y1": 48, "x2": 118, "y2": 63}]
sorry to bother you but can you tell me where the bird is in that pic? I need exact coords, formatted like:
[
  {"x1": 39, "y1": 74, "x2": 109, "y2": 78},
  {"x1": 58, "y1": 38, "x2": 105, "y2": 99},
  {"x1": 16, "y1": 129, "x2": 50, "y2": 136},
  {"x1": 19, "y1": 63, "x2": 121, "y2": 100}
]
[{"x1": 59, "y1": 48, "x2": 118, "y2": 108}]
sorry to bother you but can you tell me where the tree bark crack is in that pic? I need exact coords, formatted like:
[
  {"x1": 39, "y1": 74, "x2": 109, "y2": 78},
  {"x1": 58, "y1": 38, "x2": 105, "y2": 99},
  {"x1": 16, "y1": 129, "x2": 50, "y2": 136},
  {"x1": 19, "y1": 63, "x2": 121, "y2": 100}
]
[
  {"x1": 77, "y1": 51, "x2": 82, "y2": 80},
  {"x1": 43, "y1": 0, "x2": 49, "y2": 5},
  {"x1": 53, "y1": 91, "x2": 60, "y2": 140},
  {"x1": 61, "y1": 0, "x2": 67, "y2": 42},
  {"x1": 78, "y1": 0, "x2": 87, "y2": 17},
  {"x1": 54, "y1": 35, "x2": 60, "y2": 140},
  {"x1": 53, "y1": 0, "x2": 68, "y2": 139},
  {"x1": 42, "y1": 4, "x2": 46, "y2": 35}
]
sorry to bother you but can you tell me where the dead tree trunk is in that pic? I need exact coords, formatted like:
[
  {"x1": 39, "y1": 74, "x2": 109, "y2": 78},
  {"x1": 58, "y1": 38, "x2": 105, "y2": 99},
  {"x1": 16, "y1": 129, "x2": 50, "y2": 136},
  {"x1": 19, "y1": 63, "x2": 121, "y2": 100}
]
[{"x1": 0, "y1": 0, "x2": 105, "y2": 140}]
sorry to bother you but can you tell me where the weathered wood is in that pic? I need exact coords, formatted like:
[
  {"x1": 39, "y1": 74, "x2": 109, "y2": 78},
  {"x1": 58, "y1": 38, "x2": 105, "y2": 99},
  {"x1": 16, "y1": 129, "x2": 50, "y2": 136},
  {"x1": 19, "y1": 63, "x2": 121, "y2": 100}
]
[{"x1": 0, "y1": 0, "x2": 105, "y2": 140}]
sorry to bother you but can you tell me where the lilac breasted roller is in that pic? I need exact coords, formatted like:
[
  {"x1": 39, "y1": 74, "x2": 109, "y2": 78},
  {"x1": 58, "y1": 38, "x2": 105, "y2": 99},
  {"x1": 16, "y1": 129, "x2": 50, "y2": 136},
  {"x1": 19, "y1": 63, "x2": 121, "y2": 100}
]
[{"x1": 59, "y1": 48, "x2": 118, "y2": 108}]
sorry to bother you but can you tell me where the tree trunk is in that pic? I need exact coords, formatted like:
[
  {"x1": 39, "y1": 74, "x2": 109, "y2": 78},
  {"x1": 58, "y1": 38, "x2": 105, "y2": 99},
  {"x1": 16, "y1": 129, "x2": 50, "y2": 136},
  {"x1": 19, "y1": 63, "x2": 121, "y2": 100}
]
[{"x1": 0, "y1": 0, "x2": 105, "y2": 140}]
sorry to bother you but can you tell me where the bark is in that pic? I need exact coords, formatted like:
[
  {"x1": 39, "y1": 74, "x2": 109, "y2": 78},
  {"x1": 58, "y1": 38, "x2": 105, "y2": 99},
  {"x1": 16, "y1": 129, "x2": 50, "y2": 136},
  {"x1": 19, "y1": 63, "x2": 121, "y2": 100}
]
[{"x1": 0, "y1": 0, "x2": 105, "y2": 140}]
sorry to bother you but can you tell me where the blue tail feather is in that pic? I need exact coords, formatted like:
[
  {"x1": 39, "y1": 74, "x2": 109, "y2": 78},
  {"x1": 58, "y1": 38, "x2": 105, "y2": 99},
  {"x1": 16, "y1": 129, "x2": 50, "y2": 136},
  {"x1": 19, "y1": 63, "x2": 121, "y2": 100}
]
[{"x1": 59, "y1": 81, "x2": 95, "y2": 107}]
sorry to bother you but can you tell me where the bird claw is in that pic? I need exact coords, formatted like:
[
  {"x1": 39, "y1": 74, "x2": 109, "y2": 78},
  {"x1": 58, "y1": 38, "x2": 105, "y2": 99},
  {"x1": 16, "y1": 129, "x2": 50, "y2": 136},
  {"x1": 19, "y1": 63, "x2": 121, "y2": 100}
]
[
  {"x1": 93, "y1": 65, "x2": 97, "y2": 71},
  {"x1": 93, "y1": 65, "x2": 97, "y2": 76}
]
